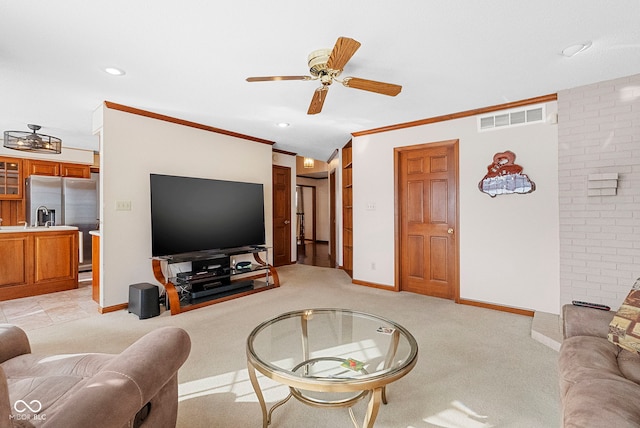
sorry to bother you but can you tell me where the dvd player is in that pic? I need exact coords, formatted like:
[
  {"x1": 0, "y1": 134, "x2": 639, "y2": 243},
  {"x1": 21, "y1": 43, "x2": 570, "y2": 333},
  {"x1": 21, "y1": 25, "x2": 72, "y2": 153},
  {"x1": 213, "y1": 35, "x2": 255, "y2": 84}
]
[
  {"x1": 190, "y1": 280, "x2": 253, "y2": 300},
  {"x1": 176, "y1": 265, "x2": 224, "y2": 281}
]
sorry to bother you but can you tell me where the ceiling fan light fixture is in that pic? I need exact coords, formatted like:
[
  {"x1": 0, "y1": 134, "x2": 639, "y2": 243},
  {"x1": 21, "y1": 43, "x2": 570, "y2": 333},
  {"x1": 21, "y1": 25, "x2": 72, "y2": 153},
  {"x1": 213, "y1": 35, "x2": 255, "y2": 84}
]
[
  {"x1": 246, "y1": 36, "x2": 401, "y2": 115},
  {"x1": 308, "y1": 49, "x2": 331, "y2": 77},
  {"x1": 3, "y1": 124, "x2": 62, "y2": 154}
]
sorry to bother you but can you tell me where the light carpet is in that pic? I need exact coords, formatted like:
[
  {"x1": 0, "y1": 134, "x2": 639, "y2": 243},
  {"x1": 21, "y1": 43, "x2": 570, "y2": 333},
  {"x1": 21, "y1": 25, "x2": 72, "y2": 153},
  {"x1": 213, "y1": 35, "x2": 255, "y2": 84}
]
[{"x1": 24, "y1": 264, "x2": 560, "y2": 427}]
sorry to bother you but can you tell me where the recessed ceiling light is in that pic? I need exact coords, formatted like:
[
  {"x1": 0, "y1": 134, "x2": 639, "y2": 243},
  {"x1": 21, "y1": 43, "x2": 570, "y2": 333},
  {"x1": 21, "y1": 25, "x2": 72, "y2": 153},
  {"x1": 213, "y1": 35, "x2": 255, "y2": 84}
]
[
  {"x1": 103, "y1": 67, "x2": 126, "y2": 76},
  {"x1": 561, "y1": 42, "x2": 592, "y2": 58},
  {"x1": 276, "y1": 122, "x2": 290, "y2": 128}
]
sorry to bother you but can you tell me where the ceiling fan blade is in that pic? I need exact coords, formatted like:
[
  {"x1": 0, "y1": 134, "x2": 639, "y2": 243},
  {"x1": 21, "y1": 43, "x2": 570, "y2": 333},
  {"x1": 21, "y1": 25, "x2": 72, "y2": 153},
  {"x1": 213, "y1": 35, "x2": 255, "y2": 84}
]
[
  {"x1": 342, "y1": 77, "x2": 402, "y2": 96},
  {"x1": 326, "y1": 37, "x2": 361, "y2": 71},
  {"x1": 246, "y1": 76, "x2": 311, "y2": 82},
  {"x1": 307, "y1": 86, "x2": 329, "y2": 115}
]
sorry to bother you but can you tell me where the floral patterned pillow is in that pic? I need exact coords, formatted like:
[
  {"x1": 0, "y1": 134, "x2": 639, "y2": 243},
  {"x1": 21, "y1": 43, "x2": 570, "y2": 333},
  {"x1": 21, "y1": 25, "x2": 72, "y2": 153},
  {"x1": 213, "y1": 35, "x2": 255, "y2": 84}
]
[{"x1": 609, "y1": 278, "x2": 640, "y2": 353}]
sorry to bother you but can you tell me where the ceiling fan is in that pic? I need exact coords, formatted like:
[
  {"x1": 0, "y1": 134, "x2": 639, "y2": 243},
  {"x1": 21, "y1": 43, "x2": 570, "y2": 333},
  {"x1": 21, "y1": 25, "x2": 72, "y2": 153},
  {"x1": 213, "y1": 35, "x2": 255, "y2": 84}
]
[{"x1": 246, "y1": 37, "x2": 402, "y2": 115}]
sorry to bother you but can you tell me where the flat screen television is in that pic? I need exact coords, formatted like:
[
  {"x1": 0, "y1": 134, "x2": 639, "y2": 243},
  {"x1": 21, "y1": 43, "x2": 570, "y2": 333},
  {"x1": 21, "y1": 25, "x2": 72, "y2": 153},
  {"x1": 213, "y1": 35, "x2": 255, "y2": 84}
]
[{"x1": 150, "y1": 173, "x2": 265, "y2": 257}]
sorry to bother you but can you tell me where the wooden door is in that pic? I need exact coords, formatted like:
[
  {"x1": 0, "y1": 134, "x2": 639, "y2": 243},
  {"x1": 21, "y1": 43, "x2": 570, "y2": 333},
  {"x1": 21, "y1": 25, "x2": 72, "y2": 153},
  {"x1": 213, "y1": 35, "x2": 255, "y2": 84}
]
[
  {"x1": 272, "y1": 165, "x2": 291, "y2": 266},
  {"x1": 397, "y1": 141, "x2": 459, "y2": 300}
]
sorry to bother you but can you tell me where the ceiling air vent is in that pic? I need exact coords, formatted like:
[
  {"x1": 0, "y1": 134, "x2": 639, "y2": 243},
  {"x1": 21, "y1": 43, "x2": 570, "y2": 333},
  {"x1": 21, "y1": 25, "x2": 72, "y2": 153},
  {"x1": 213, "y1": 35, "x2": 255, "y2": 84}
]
[{"x1": 478, "y1": 105, "x2": 546, "y2": 131}]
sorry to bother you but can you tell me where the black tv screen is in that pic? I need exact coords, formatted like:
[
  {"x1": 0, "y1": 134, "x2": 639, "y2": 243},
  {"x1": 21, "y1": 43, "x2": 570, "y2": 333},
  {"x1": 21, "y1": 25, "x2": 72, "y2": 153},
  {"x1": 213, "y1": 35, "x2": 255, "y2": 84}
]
[{"x1": 150, "y1": 174, "x2": 266, "y2": 257}]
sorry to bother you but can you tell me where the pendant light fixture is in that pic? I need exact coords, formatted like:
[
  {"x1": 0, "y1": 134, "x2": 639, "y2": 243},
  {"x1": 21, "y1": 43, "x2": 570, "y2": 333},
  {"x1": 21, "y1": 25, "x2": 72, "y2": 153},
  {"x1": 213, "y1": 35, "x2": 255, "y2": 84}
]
[{"x1": 3, "y1": 124, "x2": 62, "y2": 154}]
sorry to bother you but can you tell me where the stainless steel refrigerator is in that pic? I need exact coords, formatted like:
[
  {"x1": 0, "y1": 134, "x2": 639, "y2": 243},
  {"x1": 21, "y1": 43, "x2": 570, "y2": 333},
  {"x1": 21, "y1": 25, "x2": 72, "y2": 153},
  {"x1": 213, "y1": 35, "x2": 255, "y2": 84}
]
[{"x1": 26, "y1": 175, "x2": 98, "y2": 271}]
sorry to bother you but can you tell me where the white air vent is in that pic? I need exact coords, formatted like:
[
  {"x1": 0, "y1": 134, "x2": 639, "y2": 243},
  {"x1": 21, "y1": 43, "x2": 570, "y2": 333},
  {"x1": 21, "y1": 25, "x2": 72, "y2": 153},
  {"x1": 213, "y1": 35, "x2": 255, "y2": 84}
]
[{"x1": 478, "y1": 105, "x2": 546, "y2": 131}]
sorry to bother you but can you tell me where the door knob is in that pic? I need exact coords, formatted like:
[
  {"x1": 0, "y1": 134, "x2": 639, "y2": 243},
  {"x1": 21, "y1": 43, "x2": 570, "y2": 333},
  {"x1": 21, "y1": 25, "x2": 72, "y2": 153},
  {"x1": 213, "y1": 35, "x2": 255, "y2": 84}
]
[
  {"x1": 447, "y1": 228, "x2": 454, "y2": 234},
  {"x1": 284, "y1": 220, "x2": 290, "y2": 224}
]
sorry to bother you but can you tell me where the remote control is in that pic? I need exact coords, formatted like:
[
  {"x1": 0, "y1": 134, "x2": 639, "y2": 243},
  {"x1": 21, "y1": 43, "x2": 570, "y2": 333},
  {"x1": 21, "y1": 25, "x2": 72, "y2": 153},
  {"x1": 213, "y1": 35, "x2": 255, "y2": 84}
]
[{"x1": 572, "y1": 300, "x2": 611, "y2": 311}]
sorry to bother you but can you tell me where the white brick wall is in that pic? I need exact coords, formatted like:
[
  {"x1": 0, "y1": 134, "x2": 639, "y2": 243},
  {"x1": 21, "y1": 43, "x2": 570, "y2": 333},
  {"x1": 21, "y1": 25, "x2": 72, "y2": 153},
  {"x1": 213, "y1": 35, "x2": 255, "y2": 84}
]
[{"x1": 558, "y1": 74, "x2": 640, "y2": 310}]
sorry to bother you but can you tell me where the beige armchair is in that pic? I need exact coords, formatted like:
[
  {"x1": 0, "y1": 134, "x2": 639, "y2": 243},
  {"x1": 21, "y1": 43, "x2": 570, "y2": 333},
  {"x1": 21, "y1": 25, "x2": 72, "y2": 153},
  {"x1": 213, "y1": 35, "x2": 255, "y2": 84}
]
[{"x1": 0, "y1": 324, "x2": 190, "y2": 428}]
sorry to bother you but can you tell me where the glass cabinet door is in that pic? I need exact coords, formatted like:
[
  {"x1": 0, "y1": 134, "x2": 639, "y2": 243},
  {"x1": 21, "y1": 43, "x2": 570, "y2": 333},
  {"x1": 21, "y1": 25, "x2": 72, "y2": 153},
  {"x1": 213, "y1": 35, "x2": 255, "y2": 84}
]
[{"x1": 0, "y1": 157, "x2": 22, "y2": 198}]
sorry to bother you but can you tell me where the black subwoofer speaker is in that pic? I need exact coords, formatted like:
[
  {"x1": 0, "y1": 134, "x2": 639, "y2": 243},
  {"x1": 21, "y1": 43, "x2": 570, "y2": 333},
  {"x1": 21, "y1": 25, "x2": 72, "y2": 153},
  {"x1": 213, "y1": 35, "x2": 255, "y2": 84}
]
[{"x1": 128, "y1": 283, "x2": 160, "y2": 319}]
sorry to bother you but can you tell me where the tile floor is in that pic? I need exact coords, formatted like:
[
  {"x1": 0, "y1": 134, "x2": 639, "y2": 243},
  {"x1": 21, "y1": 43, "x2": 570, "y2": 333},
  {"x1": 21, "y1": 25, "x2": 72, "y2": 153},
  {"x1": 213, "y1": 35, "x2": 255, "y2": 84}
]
[{"x1": 0, "y1": 272, "x2": 100, "y2": 332}]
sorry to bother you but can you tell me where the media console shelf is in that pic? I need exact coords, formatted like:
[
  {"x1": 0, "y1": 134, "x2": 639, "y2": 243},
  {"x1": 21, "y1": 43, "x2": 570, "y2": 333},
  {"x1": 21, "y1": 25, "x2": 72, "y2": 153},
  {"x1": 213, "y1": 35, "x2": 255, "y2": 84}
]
[{"x1": 152, "y1": 246, "x2": 279, "y2": 315}]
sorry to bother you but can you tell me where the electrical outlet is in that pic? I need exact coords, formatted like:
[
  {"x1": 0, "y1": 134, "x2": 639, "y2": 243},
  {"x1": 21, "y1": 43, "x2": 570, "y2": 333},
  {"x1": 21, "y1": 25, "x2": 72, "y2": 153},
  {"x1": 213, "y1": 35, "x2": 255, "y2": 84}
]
[
  {"x1": 366, "y1": 202, "x2": 376, "y2": 210},
  {"x1": 115, "y1": 200, "x2": 132, "y2": 211}
]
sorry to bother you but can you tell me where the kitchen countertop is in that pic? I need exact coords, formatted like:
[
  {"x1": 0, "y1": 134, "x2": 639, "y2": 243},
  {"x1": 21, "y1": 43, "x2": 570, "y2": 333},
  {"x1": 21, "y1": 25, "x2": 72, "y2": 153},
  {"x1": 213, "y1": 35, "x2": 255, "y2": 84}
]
[
  {"x1": 0, "y1": 225, "x2": 79, "y2": 233},
  {"x1": 89, "y1": 230, "x2": 100, "y2": 236}
]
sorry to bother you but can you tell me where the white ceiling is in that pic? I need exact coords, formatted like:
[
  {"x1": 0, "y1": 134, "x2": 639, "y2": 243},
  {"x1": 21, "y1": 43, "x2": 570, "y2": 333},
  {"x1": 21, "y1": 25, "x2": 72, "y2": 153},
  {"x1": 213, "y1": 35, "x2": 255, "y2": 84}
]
[{"x1": 1, "y1": 1, "x2": 639, "y2": 160}]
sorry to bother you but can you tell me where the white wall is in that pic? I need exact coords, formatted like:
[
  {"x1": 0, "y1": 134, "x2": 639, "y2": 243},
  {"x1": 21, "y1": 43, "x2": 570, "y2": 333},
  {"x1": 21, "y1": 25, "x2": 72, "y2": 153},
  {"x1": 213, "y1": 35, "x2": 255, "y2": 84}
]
[
  {"x1": 315, "y1": 178, "x2": 329, "y2": 242},
  {"x1": 0, "y1": 144, "x2": 94, "y2": 164},
  {"x1": 352, "y1": 101, "x2": 560, "y2": 314},
  {"x1": 301, "y1": 185, "x2": 314, "y2": 240},
  {"x1": 96, "y1": 104, "x2": 274, "y2": 307},
  {"x1": 272, "y1": 151, "x2": 297, "y2": 263}
]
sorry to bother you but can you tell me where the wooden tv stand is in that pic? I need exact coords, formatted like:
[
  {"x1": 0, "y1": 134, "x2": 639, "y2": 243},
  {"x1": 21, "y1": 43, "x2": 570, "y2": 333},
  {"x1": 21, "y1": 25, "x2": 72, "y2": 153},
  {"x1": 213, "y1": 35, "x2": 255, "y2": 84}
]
[{"x1": 152, "y1": 246, "x2": 279, "y2": 315}]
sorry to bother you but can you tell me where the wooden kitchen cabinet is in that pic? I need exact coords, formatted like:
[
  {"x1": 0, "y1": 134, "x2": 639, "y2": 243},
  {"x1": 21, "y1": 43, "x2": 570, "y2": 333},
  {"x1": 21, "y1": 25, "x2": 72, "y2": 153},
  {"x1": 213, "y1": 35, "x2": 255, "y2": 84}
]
[
  {"x1": 0, "y1": 234, "x2": 30, "y2": 285},
  {"x1": 24, "y1": 159, "x2": 60, "y2": 176},
  {"x1": 24, "y1": 159, "x2": 90, "y2": 178},
  {"x1": 0, "y1": 157, "x2": 23, "y2": 199},
  {"x1": 61, "y1": 163, "x2": 91, "y2": 178},
  {"x1": 0, "y1": 156, "x2": 91, "y2": 226},
  {"x1": 0, "y1": 228, "x2": 78, "y2": 300}
]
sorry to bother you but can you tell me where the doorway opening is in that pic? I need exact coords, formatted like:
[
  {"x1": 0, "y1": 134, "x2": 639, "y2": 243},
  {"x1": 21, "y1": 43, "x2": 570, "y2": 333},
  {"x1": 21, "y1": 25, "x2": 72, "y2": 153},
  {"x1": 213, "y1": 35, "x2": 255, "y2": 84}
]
[{"x1": 296, "y1": 184, "x2": 332, "y2": 267}]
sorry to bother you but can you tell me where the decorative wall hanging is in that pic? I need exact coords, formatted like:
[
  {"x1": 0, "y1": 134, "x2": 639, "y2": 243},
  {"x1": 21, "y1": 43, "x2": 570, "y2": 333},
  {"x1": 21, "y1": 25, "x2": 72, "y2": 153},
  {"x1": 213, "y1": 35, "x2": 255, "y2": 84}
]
[{"x1": 478, "y1": 150, "x2": 535, "y2": 197}]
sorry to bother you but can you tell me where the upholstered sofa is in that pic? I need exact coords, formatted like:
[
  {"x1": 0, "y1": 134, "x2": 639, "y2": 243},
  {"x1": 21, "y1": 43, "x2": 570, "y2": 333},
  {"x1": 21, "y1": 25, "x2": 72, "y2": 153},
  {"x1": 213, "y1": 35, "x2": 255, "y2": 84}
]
[
  {"x1": 0, "y1": 324, "x2": 191, "y2": 428},
  {"x1": 559, "y1": 304, "x2": 640, "y2": 427}
]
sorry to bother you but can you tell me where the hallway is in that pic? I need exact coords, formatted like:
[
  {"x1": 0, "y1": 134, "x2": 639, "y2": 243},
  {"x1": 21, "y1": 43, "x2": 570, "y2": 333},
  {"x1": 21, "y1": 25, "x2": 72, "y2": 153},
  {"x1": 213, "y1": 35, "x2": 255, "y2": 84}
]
[{"x1": 296, "y1": 241, "x2": 333, "y2": 268}]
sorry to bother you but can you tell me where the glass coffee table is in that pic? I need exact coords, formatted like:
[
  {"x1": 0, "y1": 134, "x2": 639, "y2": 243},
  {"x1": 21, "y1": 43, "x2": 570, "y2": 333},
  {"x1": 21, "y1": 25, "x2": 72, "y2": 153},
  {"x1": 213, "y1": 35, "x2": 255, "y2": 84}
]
[{"x1": 246, "y1": 308, "x2": 418, "y2": 428}]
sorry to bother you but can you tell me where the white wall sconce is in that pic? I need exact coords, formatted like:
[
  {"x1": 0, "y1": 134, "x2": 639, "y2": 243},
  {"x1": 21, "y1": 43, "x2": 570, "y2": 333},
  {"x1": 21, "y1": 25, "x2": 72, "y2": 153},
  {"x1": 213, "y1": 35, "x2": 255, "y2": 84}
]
[{"x1": 587, "y1": 173, "x2": 618, "y2": 196}]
